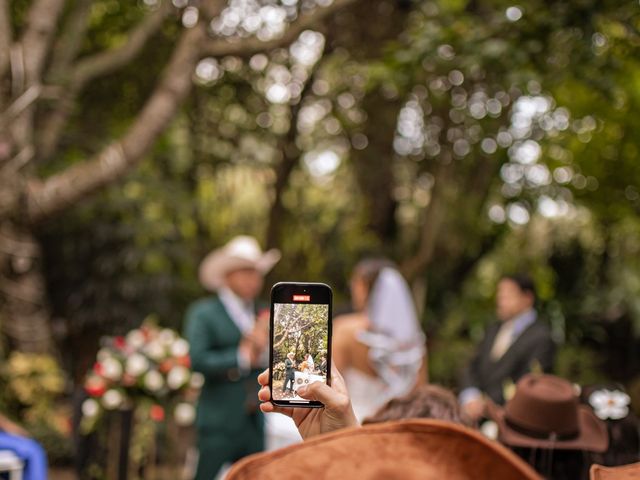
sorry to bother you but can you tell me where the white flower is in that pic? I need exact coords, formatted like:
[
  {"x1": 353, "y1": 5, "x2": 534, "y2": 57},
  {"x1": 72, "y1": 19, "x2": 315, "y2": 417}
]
[
  {"x1": 589, "y1": 389, "x2": 630, "y2": 420},
  {"x1": 190, "y1": 372, "x2": 205, "y2": 389},
  {"x1": 159, "y1": 329, "x2": 177, "y2": 346},
  {"x1": 82, "y1": 398, "x2": 100, "y2": 417},
  {"x1": 144, "y1": 341, "x2": 166, "y2": 361},
  {"x1": 480, "y1": 420, "x2": 499, "y2": 440},
  {"x1": 97, "y1": 348, "x2": 113, "y2": 362},
  {"x1": 167, "y1": 366, "x2": 190, "y2": 390},
  {"x1": 125, "y1": 353, "x2": 149, "y2": 377},
  {"x1": 170, "y1": 338, "x2": 190, "y2": 357},
  {"x1": 101, "y1": 357, "x2": 123, "y2": 381},
  {"x1": 102, "y1": 389, "x2": 124, "y2": 410},
  {"x1": 126, "y1": 329, "x2": 146, "y2": 349},
  {"x1": 144, "y1": 370, "x2": 164, "y2": 392},
  {"x1": 174, "y1": 403, "x2": 196, "y2": 426}
]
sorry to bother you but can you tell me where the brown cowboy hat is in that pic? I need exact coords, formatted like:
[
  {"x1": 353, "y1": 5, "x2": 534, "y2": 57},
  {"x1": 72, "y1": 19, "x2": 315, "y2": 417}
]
[
  {"x1": 227, "y1": 419, "x2": 540, "y2": 480},
  {"x1": 590, "y1": 462, "x2": 640, "y2": 480},
  {"x1": 487, "y1": 374, "x2": 608, "y2": 452},
  {"x1": 198, "y1": 235, "x2": 280, "y2": 291}
]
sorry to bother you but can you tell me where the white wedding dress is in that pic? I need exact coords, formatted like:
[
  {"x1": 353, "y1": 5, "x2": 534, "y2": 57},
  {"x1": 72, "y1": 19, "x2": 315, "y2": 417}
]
[
  {"x1": 264, "y1": 411, "x2": 302, "y2": 450},
  {"x1": 342, "y1": 367, "x2": 390, "y2": 422},
  {"x1": 343, "y1": 267, "x2": 427, "y2": 423}
]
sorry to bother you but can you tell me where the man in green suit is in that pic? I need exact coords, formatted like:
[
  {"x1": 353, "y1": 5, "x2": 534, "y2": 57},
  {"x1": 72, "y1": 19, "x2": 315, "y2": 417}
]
[{"x1": 185, "y1": 236, "x2": 280, "y2": 480}]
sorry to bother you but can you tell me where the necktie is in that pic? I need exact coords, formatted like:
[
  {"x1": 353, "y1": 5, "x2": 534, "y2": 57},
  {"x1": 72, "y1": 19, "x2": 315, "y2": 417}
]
[{"x1": 490, "y1": 320, "x2": 515, "y2": 360}]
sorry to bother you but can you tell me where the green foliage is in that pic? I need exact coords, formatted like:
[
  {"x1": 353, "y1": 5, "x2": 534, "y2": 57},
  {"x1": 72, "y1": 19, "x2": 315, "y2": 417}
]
[
  {"x1": 273, "y1": 303, "x2": 329, "y2": 363},
  {"x1": 32, "y1": 0, "x2": 640, "y2": 396},
  {"x1": 0, "y1": 353, "x2": 73, "y2": 464}
]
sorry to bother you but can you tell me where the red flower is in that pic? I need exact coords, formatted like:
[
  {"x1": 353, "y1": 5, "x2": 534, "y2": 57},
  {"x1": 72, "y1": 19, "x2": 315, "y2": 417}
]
[
  {"x1": 85, "y1": 376, "x2": 107, "y2": 397},
  {"x1": 93, "y1": 362, "x2": 104, "y2": 376},
  {"x1": 114, "y1": 336, "x2": 126, "y2": 350},
  {"x1": 159, "y1": 360, "x2": 174, "y2": 373},
  {"x1": 176, "y1": 355, "x2": 191, "y2": 368},
  {"x1": 150, "y1": 405, "x2": 165, "y2": 422}
]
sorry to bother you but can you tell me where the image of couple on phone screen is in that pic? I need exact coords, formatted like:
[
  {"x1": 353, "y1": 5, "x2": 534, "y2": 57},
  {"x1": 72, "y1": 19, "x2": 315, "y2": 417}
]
[{"x1": 271, "y1": 302, "x2": 329, "y2": 402}]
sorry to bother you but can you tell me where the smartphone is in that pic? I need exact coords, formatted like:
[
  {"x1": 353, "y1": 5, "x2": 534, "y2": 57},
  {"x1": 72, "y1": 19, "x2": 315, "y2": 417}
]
[{"x1": 269, "y1": 282, "x2": 332, "y2": 408}]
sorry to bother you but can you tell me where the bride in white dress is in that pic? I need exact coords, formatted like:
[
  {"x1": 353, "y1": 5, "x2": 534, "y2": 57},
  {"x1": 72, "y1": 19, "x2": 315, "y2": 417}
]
[
  {"x1": 263, "y1": 259, "x2": 426, "y2": 452},
  {"x1": 333, "y1": 259, "x2": 427, "y2": 422}
]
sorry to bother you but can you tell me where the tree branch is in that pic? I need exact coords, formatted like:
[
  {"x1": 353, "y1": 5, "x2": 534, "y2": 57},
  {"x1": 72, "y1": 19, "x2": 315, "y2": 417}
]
[
  {"x1": 38, "y1": 1, "x2": 172, "y2": 161},
  {"x1": 202, "y1": 0, "x2": 358, "y2": 58},
  {"x1": 25, "y1": 0, "x2": 356, "y2": 222},
  {"x1": 26, "y1": 24, "x2": 207, "y2": 223},
  {"x1": 70, "y1": 1, "x2": 172, "y2": 88},
  {"x1": 265, "y1": 50, "x2": 327, "y2": 249},
  {"x1": 274, "y1": 320, "x2": 314, "y2": 348},
  {"x1": 48, "y1": 0, "x2": 95, "y2": 81},
  {"x1": 19, "y1": 0, "x2": 66, "y2": 84},
  {"x1": 401, "y1": 162, "x2": 453, "y2": 282},
  {"x1": 0, "y1": 85, "x2": 41, "y2": 129},
  {"x1": 0, "y1": 0, "x2": 11, "y2": 82}
]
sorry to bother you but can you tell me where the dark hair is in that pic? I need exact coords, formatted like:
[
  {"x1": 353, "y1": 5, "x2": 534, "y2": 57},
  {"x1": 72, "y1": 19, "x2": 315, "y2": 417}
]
[
  {"x1": 363, "y1": 385, "x2": 469, "y2": 426},
  {"x1": 581, "y1": 385, "x2": 640, "y2": 467},
  {"x1": 501, "y1": 273, "x2": 537, "y2": 302},
  {"x1": 512, "y1": 447, "x2": 591, "y2": 479},
  {"x1": 352, "y1": 258, "x2": 396, "y2": 295}
]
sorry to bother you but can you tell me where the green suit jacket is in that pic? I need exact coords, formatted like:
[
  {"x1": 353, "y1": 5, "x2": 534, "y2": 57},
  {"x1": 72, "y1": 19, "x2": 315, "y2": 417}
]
[{"x1": 184, "y1": 296, "x2": 263, "y2": 434}]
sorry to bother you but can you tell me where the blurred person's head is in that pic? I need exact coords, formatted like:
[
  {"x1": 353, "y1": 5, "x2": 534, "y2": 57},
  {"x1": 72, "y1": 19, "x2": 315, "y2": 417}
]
[
  {"x1": 350, "y1": 258, "x2": 396, "y2": 311},
  {"x1": 287, "y1": 352, "x2": 294, "y2": 360},
  {"x1": 488, "y1": 374, "x2": 608, "y2": 479},
  {"x1": 363, "y1": 385, "x2": 469, "y2": 426},
  {"x1": 582, "y1": 385, "x2": 640, "y2": 468},
  {"x1": 198, "y1": 235, "x2": 280, "y2": 298},
  {"x1": 225, "y1": 268, "x2": 263, "y2": 301},
  {"x1": 496, "y1": 274, "x2": 537, "y2": 322}
]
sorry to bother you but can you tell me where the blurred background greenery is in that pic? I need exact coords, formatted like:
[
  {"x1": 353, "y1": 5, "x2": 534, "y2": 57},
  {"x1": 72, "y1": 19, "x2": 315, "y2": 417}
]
[{"x1": 2, "y1": 0, "x2": 640, "y2": 464}]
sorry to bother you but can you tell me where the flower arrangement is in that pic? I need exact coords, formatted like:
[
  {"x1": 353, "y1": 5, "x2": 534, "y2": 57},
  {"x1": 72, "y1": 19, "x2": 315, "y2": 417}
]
[{"x1": 81, "y1": 320, "x2": 202, "y2": 431}]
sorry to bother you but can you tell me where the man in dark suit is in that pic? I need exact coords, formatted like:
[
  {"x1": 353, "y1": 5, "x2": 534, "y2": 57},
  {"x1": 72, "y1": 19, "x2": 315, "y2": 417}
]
[
  {"x1": 460, "y1": 274, "x2": 555, "y2": 422},
  {"x1": 319, "y1": 355, "x2": 328, "y2": 376},
  {"x1": 184, "y1": 236, "x2": 280, "y2": 480},
  {"x1": 283, "y1": 352, "x2": 296, "y2": 394}
]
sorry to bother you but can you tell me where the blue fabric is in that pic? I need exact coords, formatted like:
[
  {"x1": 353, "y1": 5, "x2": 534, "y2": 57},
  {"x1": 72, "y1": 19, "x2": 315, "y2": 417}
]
[{"x1": 0, "y1": 432, "x2": 48, "y2": 480}]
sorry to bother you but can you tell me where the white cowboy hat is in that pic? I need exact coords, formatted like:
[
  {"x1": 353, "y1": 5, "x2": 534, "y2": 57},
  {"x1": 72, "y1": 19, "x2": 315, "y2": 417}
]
[{"x1": 199, "y1": 236, "x2": 281, "y2": 291}]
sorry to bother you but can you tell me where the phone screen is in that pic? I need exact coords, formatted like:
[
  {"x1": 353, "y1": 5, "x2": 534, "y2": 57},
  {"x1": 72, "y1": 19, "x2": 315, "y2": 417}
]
[{"x1": 269, "y1": 282, "x2": 332, "y2": 408}]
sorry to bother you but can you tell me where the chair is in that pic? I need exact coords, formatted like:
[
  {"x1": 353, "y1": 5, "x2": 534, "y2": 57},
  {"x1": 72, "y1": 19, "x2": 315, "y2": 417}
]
[{"x1": 0, "y1": 450, "x2": 24, "y2": 480}]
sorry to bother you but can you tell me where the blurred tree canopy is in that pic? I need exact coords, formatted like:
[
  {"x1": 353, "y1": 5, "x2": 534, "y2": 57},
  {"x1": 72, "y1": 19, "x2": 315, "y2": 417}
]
[{"x1": 2, "y1": 0, "x2": 640, "y2": 392}]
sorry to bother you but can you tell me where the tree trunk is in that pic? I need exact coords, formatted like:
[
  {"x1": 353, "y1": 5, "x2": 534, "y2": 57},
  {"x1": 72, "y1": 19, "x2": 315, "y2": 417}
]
[
  {"x1": 0, "y1": 220, "x2": 53, "y2": 352},
  {"x1": 0, "y1": 0, "x2": 362, "y2": 353},
  {"x1": 326, "y1": 0, "x2": 414, "y2": 245},
  {"x1": 349, "y1": 93, "x2": 403, "y2": 243}
]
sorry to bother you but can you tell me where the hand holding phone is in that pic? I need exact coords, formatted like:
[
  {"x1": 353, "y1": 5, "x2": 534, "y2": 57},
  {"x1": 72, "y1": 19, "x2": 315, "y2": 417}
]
[
  {"x1": 258, "y1": 367, "x2": 358, "y2": 439},
  {"x1": 269, "y1": 282, "x2": 332, "y2": 408}
]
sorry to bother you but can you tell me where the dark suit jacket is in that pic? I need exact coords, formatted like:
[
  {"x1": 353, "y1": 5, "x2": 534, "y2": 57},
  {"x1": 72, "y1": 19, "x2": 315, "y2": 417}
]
[
  {"x1": 284, "y1": 358, "x2": 295, "y2": 377},
  {"x1": 461, "y1": 318, "x2": 556, "y2": 404},
  {"x1": 184, "y1": 296, "x2": 263, "y2": 434}
]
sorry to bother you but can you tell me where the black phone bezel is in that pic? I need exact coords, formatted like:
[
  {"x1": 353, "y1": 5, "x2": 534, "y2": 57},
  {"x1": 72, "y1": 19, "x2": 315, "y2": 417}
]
[{"x1": 269, "y1": 282, "x2": 332, "y2": 408}]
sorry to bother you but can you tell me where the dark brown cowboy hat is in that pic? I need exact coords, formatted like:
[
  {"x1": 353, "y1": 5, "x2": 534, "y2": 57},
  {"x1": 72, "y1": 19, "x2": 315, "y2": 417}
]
[
  {"x1": 590, "y1": 462, "x2": 640, "y2": 480},
  {"x1": 227, "y1": 419, "x2": 540, "y2": 480},
  {"x1": 487, "y1": 374, "x2": 608, "y2": 452}
]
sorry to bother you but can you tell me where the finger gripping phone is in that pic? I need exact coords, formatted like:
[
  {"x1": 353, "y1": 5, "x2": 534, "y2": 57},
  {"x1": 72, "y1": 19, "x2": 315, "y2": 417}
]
[{"x1": 269, "y1": 282, "x2": 332, "y2": 408}]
